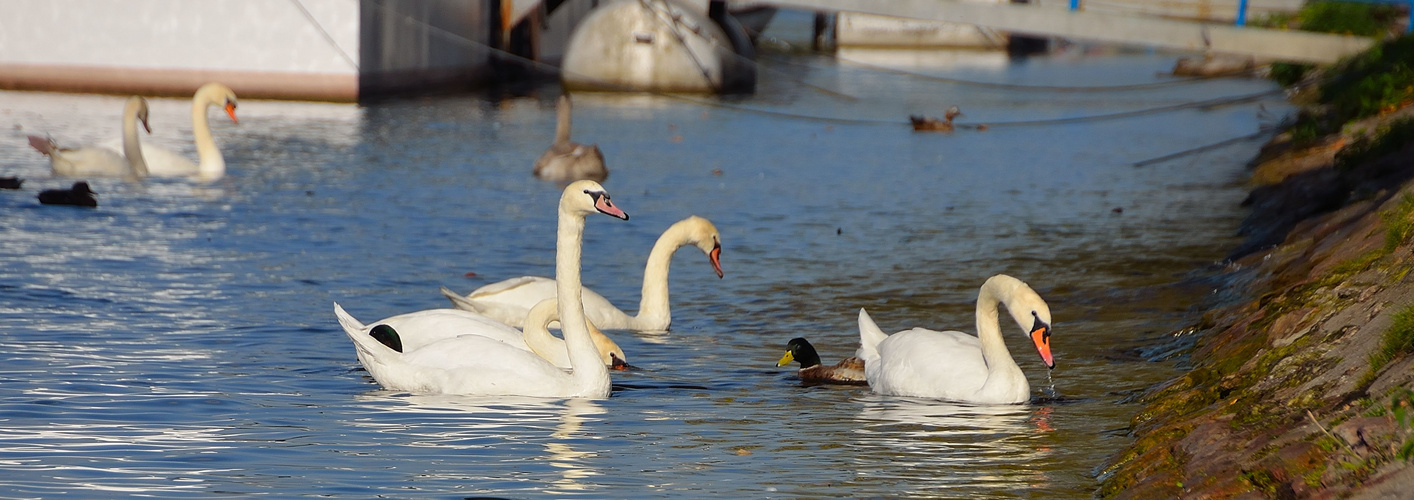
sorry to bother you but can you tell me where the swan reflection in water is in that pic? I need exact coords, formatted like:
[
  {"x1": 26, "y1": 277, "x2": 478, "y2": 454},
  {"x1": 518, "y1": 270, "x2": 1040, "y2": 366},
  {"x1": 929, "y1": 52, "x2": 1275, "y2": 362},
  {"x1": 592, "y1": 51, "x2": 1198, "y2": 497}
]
[
  {"x1": 850, "y1": 394, "x2": 1056, "y2": 495},
  {"x1": 348, "y1": 393, "x2": 605, "y2": 493}
]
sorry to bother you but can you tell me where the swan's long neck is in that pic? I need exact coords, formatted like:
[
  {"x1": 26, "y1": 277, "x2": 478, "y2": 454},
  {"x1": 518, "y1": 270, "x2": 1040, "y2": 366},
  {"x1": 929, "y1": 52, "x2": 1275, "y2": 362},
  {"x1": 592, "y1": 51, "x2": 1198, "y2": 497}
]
[
  {"x1": 522, "y1": 302, "x2": 565, "y2": 365},
  {"x1": 975, "y1": 281, "x2": 1026, "y2": 395},
  {"x1": 121, "y1": 101, "x2": 148, "y2": 178},
  {"x1": 556, "y1": 205, "x2": 610, "y2": 395},
  {"x1": 191, "y1": 98, "x2": 225, "y2": 181},
  {"x1": 634, "y1": 225, "x2": 684, "y2": 330},
  {"x1": 554, "y1": 98, "x2": 572, "y2": 144}
]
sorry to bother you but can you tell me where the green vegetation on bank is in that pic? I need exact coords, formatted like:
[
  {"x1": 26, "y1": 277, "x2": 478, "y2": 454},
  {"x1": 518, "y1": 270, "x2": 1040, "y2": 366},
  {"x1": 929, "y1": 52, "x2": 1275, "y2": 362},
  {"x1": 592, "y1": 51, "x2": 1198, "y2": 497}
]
[
  {"x1": 1265, "y1": 1, "x2": 1403, "y2": 86},
  {"x1": 1283, "y1": 34, "x2": 1414, "y2": 145}
]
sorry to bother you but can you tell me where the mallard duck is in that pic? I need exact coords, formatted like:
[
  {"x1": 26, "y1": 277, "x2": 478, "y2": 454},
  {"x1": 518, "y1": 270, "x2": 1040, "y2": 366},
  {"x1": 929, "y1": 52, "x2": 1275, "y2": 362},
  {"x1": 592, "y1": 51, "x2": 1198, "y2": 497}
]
[
  {"x1": 776, "y1": 337, "x2": 867, "y2": 385},
  {"x1": 909, "y1": 106, "x2": 963, "y2": 132}
]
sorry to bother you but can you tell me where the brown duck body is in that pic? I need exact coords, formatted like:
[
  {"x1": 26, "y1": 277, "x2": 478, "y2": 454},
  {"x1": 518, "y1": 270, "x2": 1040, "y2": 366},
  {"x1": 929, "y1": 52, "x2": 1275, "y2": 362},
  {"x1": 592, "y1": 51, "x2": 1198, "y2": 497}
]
[
  {"x1": 909, "y1": 105, "x2": 963, "y2": 133},
  {"x1": 798, "y1": 356, "x2": 868, "y2": 385}
]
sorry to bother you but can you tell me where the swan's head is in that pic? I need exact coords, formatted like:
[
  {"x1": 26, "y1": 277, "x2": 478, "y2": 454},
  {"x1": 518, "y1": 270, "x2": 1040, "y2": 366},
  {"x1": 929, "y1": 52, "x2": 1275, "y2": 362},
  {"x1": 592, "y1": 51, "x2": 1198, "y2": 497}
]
[
  {"x1": 125, "y1": 96, "x2": 151, "y2": 134},
  {"x1": 588, "y1": 321, "x2": 630, "y2": 370},
  {"x1": 995, "y1": 276, "x2": 1054, "y2": 370},
  {"x1": 672, "y1": 216, "x2": 723, "y2": 278},
  {"x1": 1012, "y1": 285, "x2": 1057, "y2": 370},
  {"x1": 776, "y1": 337, "x2": 821, "y2": 368},
  {"x1": 563, "y1": 180, "x2": 627, "y2": 220},
  {"x1": 196, "y1": 82, "x2": 239, "y2": 124}
]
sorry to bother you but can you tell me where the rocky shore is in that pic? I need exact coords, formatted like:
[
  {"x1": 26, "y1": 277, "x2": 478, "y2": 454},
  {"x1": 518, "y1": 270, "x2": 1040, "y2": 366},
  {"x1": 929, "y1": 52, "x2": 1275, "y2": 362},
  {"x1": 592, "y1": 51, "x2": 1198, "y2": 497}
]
[{"x1": 1098, "y1": 37, "x2": 1414, "y2": 499}]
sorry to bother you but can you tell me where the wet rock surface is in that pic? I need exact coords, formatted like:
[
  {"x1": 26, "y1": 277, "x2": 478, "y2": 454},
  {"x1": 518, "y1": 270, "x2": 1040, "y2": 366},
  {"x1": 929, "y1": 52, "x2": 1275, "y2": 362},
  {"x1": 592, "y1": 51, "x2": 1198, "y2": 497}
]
[{"x1": 1100, "y1": 105, "x2": 1414, "y2": 498}]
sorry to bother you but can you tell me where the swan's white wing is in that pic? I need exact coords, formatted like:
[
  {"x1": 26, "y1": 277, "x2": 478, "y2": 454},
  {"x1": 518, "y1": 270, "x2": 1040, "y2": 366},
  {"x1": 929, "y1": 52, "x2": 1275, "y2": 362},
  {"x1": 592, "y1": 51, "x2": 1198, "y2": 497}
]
[
  {"x1": 371, "y1": 308, "x2": 528, "y2": 352},
  {"x1": 99, "y1": 140, "x2": 196, "y2": 177},
  {"x1": 399, "y1": 335, "x2": 574, "y2": 396},
  {"x1": 50, "y1": 146, "x2": 131, "y2": 177},
  {"x1": 461, "y1": 276, "x2": 630, "y2": 329},
  {"x1": 869, "y1": 328, "x2": 989, "y2": 400}
]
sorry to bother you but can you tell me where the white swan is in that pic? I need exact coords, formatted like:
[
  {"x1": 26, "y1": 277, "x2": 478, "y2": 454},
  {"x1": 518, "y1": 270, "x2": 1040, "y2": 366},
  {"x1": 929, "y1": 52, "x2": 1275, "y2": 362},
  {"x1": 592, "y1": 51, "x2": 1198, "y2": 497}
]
[
  {"x1": 28, "y1": 96, "x2": 150, "y2": 179},
  {"x1": 106, "y1": 82, "x2": 237, "y2": 182},
  {"x1": 332, "y1": 303, "x2": 627, "y2": 370},
  {"x1": 533, "y1": 94, "x2": 608, "y2": 182},
  {"x1": 856, "y1": 274, "x2": 1055, "y2": 404},
  {"x1": 334, "y1": 180, "x2": 629, "y2": 397},
  {"x1": 440, "y1": 215, "x2": 722, "y2": 331}
]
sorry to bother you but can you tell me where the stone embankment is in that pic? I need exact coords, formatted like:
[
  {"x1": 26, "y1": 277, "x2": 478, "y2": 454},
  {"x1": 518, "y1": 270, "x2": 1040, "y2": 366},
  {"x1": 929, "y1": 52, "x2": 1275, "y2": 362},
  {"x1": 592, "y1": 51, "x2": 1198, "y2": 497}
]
[{"x1": 1099, "y1": 37, "x2": 1414, "y2": 499}]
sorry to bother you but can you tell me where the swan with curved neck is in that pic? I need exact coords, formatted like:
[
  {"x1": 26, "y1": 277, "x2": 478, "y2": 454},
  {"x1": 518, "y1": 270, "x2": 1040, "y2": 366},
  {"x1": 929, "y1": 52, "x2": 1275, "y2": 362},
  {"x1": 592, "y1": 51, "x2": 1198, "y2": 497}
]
[
  {"x1": 28, "y1": 96, "x2": 150, "y2": 179},
  {"x1": 523, "y1": 298, "x2": 628, "y2": 369},
  {"x1": 533, "y1": 94, "x2": 608, "y2": 182},
  {"x1": 441, "y1": 215, "x2": 722, "y2": 331},
  {"x1": 334, "y1": 181, "x2": 628, "y2": 397},
  {"x1": 856, "y1": 274, "x2": 1055, "y2": 404},
  {"x1": 122, "y1": 82, "x2": 237, "y2": 182}
]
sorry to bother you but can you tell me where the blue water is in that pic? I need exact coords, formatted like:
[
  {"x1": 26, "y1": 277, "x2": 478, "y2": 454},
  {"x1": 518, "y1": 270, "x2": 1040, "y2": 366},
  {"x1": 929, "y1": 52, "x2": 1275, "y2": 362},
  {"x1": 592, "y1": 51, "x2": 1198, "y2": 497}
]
[{"x1": 1, "y1": 39, "x2": 1285, "y2": 497}]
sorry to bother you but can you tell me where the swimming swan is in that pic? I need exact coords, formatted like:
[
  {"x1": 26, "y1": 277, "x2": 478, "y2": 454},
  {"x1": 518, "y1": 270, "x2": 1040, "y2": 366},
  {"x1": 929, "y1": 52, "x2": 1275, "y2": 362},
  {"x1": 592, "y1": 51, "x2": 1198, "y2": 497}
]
[
  {"x1": 533, "y1": 94, "x2": 608, "y2": 182},
  {"x1": 441, "y1": 216, "x2": 722, "y2": 332},
  {"x1": 856, "y1": 274, "x2": 1054, "y2": 404},
  {"x1": 106, "y1": 82, "x2": 237, "y2": 182},
  {"x1": 334, "y1": 180, "x2": 629, "y2": 397},
  {"x1": 28, "y1": 96, "x2": 150, "y2": 179}
]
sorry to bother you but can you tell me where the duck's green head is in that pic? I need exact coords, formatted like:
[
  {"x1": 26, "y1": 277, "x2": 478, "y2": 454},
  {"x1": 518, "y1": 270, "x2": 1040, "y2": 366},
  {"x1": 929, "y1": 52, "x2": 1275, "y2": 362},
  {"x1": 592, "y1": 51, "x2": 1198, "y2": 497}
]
[{"x1": 776, "y1": 337, "x2": 822, "y2": 368}]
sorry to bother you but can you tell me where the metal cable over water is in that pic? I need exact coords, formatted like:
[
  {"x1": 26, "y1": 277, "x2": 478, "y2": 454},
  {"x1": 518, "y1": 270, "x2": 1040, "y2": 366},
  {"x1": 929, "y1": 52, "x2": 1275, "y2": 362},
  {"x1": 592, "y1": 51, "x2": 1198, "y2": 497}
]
[{"x1": 369, "y1": 0, "x2": 1285, "y2": 156}]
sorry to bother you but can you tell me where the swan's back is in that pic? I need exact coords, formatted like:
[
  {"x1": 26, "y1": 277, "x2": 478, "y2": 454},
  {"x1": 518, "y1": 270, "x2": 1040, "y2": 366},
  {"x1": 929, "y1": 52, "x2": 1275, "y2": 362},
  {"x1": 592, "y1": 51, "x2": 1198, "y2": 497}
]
[
  {"x1": 365, "y1": 308, "x2": 527, "y2": 352},
  {"x1": 48, "y1": 146, "x2": 130, "y2": 177},
  {"x1": 869, "y1": 328, "x2": 990, "y2": 399},
  {"x1": 533, "y1": 142, "x2": 608, "y2": 182},
  {"x1": 457, "y1": 276, "x2": 629, "y2": 329}
]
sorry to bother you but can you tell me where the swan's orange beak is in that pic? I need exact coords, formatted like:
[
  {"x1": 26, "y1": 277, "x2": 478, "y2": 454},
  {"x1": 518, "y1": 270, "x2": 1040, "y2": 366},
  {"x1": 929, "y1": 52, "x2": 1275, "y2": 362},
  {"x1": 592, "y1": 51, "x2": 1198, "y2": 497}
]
[
  {"x1": 591, "y1": 192, "x2": 628, "y2": 220},
  {"x1": 610, "y1": 353, "x2": 634, "y2": 371},
  {"x1": 224, "y1": 102, "x2": 239, "y2": 124},
  {"x1": 709, "y1": 242, "x2": 723, "y2": 278},
  {"x1": 1030, "y1": 320, "x2": 1054, "y2": 370}
]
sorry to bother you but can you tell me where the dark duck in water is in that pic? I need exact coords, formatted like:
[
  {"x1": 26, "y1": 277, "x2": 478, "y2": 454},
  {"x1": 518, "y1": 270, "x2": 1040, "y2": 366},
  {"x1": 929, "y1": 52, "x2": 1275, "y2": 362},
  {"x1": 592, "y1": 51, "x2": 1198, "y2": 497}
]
[
  {"x1": 909, "y1": 106, "x2": 963, "y2": 132},
  {"x1": 38, "y1": 181, "x2": 98, "y2": 207}
]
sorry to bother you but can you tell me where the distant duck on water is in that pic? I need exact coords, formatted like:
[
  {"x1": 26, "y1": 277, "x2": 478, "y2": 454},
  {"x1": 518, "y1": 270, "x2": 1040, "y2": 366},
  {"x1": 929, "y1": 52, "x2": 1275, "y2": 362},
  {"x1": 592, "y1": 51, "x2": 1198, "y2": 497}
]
[
  {"x1": 0, "y1": 176, "x2": 21, "y2": 189},
  {"x1": 776, "y1": 337, "x2": 868, "y2": 385},
  {"x1": 533, "y1": 94, "x2": 608, "y2": 182},
  {"x1": 910, "y1": 106, "x2": 963, "y2": 132},
  {"x1": 38, "y1": 181, "x2": 98, "y2": 207}
]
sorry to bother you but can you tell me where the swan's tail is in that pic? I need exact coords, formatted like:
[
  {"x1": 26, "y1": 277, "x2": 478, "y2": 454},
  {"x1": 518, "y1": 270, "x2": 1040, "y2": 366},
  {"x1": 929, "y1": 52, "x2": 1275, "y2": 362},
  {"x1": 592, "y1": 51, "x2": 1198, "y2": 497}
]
[
  {"x1": 334, "y1": 302, "x2": 387, "y2": 360},
  {"x1": 439, "y1": 286, "x2": 486, "y2": 314},
  {"x1": 856, "y1": 308, "x2": 888, "y2": 364},
  {"x1": 333, "y1": 302, "x2": 367, "y2": 334},
  {"x1": 27, "y1": 135, "x2": 55, "y2": 155}
]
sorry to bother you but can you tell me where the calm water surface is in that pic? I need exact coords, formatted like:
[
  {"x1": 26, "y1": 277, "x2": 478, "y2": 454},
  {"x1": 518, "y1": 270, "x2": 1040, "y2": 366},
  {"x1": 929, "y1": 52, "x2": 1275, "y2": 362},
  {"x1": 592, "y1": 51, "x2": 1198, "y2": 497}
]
[{"x1": 0, "y1": 38, "x2": 1286, "y2": 497}]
